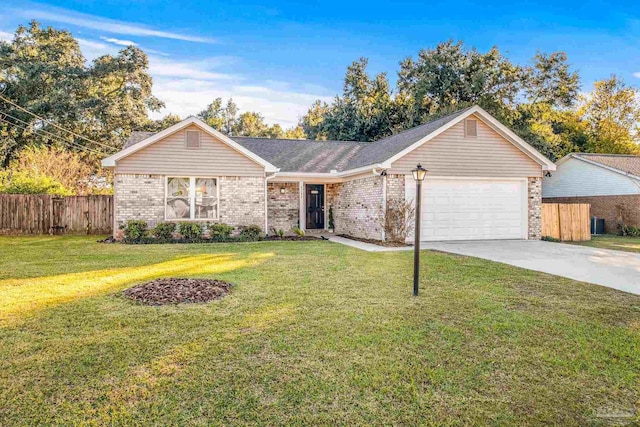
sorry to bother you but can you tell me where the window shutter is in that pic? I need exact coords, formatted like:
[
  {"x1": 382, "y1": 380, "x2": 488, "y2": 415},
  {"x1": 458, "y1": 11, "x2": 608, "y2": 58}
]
[
  {"x1": 186, "y1": 130, "x2": 201, "y2": 148},
  {"x1": 465, "y1": 119, "x2": 478, "y2": 137}
]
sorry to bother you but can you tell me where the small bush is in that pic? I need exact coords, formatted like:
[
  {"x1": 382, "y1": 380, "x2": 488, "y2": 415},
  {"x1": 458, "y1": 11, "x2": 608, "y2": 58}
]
[
  {"x1": 619, "y1": 223, "x2": 640, "y2": 237},
  {"x1": 292, "y1": 227, "x2": 305, "y2": 237},
  {"x1": 178, "y1": 222, "x2": 203, "y2": 240},
  {"x1": 210, "y1": 223, "x2": 234, "y2": 241},
  {"x1": 381, "y1": 200, "x2": 415, "y2": 243},
  {"x1": 238, "y1": 224, "x2": 263, "y2": 241},
  {"x1": 541, "y1": 235, "x2": 560, "y2": 242},
  {"x1": 123, "y1": 220, "x2": 148, "y2": 242},
  {"x1": 270, "y1": 227, "x2": 285, "y2": 238},
  {"x1": 153, "y1": 222, "x2": 176, "y2": 240}
]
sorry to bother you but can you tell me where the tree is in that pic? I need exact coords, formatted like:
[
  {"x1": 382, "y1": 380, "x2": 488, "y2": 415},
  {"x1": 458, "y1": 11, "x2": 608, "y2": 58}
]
[
  {"x1": 397, "y1": 40, "x2": 523, "y2": 121},
  {"x1": 7, "y1": 145, "x2": 111, "y2": 194},
  {"x1": 197, "y1": 98, "x2": 238, "y2": 134},
  {"x1": 579, "y1": 76, "x2": 640, "y2": 154},
  {"x1": 523, "y1": 52, "x2": 580, "y2": 108},
  {"x1": 142, "y1": 114, "x2": 182, "y2": 132},
  {"x1": 300, "y1": 58, "x2": 397, "y2": 141},
  {"x1": 232, "y1": 112, "x2": 269, "y2": 137},
  {"x1": 0, "y1": 21, "x2": 162, "y2": 165}
]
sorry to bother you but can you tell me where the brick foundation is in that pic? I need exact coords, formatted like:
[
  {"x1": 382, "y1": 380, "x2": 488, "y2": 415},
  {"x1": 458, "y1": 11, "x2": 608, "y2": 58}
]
[{"x1": 543, "y1": 194, "x2": 640, "y2": 234}]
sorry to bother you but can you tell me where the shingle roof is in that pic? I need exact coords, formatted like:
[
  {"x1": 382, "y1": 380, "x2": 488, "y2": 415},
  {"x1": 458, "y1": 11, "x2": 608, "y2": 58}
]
[
  {"x1": 573, "y1": 153, "x2": 640, "y2": 177},
  {"x1": 231, "y1": 137, "x2": 363, "y2": 173},
  {"x1": 121, "y1": 107, "x2": 471, "y2": 173}
]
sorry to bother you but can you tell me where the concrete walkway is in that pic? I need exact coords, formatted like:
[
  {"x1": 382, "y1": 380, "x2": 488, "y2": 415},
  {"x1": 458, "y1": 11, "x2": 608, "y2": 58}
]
[
  {"x1": 326, "y1": 236, "x2": 640, "y2": 295},
  {"x1": 423, "y1": 240, "x2": 640, "y2": 295}
]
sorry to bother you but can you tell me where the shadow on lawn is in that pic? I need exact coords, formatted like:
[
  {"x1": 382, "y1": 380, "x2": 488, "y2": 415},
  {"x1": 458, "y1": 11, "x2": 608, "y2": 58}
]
[{"x1": 0, "y1": 252, "x2": 274, "y2": 326}]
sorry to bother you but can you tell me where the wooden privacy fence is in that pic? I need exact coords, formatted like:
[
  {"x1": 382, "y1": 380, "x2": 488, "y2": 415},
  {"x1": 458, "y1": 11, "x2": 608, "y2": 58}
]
[
  {"x1": 542, "y1": 203, "x2": 591, "y2": 241},
  {"x1": 0, "y1": 194, "x2": 113, "y2": 235}
]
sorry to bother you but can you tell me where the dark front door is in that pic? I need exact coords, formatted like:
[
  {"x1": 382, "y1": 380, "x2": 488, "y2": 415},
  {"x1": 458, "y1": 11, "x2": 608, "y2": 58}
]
[{"x1": 306, "y1": 184, "x2": 325, "y2": 229}]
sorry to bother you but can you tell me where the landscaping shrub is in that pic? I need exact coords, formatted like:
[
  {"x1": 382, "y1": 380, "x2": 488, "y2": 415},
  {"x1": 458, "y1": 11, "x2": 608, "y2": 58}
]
[
  {"x1": 153, "y1": 222, "x2": 176, "y2": 240},
  {"x1": 238, "y1": 224, "x2": 263, "y2": 241},
  {"x1": 122, "y1": 220, "x2": 148, "y2": 242},
  {"x1": 292, "y1": 227, "x2": 305, "y2": 237},
  {"x1": 210, "y1": 223, "x2": 234, "y2": 241},
  {"x1": 270, "y1": 227, "x2": 285, "y2": 238},
  {"x1": 541, "y1": 235, "x2": 560, "y2": 242},
  {"x1": 381, "y1": 200, "x2": 415, "y2": 243},
  {"x1": 178, "y1": 222, "x2": 203, "y2": 240},
  {"x1": 619, "y1": 223, "x2": 640, "y2": 237}
]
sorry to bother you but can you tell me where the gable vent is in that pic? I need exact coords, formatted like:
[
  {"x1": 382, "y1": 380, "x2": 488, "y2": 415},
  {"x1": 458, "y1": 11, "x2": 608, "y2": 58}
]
[
  {"x1": 186, "y1": 130, "x2": 201, "y2": 148},
  {"x1": 464, "y1": 119, "x2": 478, "y2": 138}
]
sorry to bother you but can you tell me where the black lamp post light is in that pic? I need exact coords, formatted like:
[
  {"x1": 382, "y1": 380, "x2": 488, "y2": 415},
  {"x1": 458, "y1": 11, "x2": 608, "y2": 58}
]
[{"x1": 411, "y1": 164, "x2": 427, "y2": 296}]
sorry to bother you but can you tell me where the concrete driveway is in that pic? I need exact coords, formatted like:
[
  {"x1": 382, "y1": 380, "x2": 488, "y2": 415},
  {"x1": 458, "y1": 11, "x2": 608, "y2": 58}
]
[{"x1": 422, "y1": 240, "x2": 640, "y2": 295}]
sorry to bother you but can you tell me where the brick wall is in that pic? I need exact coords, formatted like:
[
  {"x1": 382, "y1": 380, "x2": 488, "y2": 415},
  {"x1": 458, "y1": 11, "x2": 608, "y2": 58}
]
[
  {"x1": 267, "y1": 182, "x2": 300, "y2": 233},
  {"x1": 386, "y1": 174, "x2": 405, "y2": 205},
  {"x1": 113, "y1": 173, "x2": 265, "y2": 238},
  {"x1": 218, "y1": 176, "x2": 266, "y2": 228},
  {"x1": 543, "y1": 194, "x2": 640, "y2": 234},
  {"x1": 114, "y1": 174, "x2": 165, "y2": 237},
  {"x1": 528, "y1": 177, "x2": 542, "y2": 240},
  {"x1": 332, "y1": 175, "x2": 385, "y2": 240}
]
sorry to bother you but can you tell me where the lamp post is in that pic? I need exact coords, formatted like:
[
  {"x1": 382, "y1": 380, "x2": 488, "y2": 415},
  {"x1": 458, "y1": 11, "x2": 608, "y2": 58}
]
[{"x1": 412, "y1": 164, "x2": 427, "y2": 296}]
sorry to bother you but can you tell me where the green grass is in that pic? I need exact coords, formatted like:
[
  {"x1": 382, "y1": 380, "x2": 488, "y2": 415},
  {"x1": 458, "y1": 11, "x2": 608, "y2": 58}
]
[
  {"x1": 1, "y1": 236, "x2": 639, "y2": 426},
  {"x1": 570, "y1": 234, "x2": 640, "y2": 254}
]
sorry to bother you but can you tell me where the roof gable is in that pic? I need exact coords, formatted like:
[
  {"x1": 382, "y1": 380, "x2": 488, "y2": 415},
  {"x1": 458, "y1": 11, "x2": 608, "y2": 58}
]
[
  {"x1": 566, "y1": 153, "x2": 640, "y2": 179},
  {"x1": 104, "y1": 106, "x2": 555, "y2": 174},
  {"x1": 102, "y1": 117, "x2": 279, "y2": 172}
]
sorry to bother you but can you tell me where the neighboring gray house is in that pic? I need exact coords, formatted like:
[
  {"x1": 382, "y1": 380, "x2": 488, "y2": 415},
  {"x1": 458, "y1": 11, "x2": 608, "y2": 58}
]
[
  {"x1": 102, "y1": 105, "x2": 555, "y2": 241},
  {"x1": 543, "y1": 153, "x2": 640, "y2": 233}
]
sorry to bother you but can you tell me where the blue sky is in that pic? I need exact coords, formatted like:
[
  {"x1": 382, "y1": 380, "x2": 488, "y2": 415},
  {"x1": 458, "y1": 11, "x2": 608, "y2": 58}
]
[{"x1": 2, "y1": 0, "x2": 639, "y2": 128}]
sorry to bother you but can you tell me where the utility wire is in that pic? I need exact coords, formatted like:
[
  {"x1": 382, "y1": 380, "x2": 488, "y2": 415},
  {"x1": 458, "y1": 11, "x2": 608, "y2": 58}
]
[
  {"x1": 0, "y1": 116, "x2": 102, "y2": 156},
  {"x1": 0, "y1": 111, "x2": 103, "y2": 155},
  {"x1": 0, "y1": 94, "x2": 120, "y2": 152}
]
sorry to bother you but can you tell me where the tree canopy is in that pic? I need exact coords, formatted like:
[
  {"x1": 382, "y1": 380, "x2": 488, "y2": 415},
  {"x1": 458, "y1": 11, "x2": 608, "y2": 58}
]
[
  {"x1": 0, "y1": 21, "x2": 163, "y2": 166},
  {"x1": 301, "y1": 40, "x2": 640, "y2": 160}
]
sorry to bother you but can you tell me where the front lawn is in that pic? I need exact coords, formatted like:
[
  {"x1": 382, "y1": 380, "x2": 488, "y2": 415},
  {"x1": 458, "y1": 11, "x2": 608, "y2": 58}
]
[
  {"x1": 571, "y1": 234, "x2": 640, "y2": 253},
  {"x1": 1, "y1": 236, "x2": 639, "y2": 425}
]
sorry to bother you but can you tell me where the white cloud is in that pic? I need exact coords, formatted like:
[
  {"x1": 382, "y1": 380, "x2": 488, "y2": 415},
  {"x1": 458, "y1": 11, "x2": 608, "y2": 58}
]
[
  {"x1": 633, "y1": 72, "x2": 640, "y2": 79},
  {"x1": 66, "y1": 34, "x2": 333, "y2": 128},
  {"x1": 11, "y1": 5, "x2": 214, "y2": 43},
  {"x1": 76, "y1": 38, "x2": 118, "y2": 60},
  {"x1": 151, "y1": 77, "x2": 332, "y2": 128},
  {"x1": 0, "y1": 30, "x2": 13, "y2": 42},
  {"x1": 100, "y1": 36, "x2": 138, "y2": 47}
]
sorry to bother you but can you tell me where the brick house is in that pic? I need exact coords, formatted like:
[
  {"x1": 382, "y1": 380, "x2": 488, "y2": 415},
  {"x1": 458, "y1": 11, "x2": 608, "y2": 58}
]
[
  {"x1": 543, "y1": 153, "x2": 640, "y2": 233},
  {"x1": 102, "y1": 105, "x2": 555, "y2": 241}
]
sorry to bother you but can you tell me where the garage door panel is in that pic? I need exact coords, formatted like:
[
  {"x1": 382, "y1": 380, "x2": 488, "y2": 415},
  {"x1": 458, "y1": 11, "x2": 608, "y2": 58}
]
[{"x1": 406, "y1": 177, "x2": 526, "y2": 241}]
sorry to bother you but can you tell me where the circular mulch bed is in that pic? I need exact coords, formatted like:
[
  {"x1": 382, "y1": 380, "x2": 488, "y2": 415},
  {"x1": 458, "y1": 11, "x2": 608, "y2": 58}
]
[{"x1": 122, "y1": 278, "x2": 232, "y2": 305}]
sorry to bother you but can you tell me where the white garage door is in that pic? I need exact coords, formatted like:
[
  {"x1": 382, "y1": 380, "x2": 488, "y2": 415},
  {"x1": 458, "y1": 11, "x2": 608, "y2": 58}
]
[{"x1": 405, "y1": 177, "x2": 527, "y2": 241}]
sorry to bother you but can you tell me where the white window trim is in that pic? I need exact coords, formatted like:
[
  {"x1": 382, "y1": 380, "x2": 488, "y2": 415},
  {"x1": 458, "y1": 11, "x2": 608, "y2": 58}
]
[{"x1": 165, "y1": 176, "x2": 220, "y2": 221}]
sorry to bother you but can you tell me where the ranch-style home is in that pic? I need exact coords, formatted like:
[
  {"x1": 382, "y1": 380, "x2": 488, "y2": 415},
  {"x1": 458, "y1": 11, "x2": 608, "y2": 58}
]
[{"x1": 102, "y1": 105, "x2": 555, "y2": 242}]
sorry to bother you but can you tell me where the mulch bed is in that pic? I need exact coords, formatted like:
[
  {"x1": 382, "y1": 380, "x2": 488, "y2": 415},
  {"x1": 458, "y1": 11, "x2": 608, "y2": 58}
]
[
  {"x1": 265, "y1": 235, "x2": 320, "y2": 241},
  {"x1": 122, "y1": 278, "x2": 233, "y2": 305},
  {"x1": 337, "y1": 234, "x2": 412, "y2": 247}
]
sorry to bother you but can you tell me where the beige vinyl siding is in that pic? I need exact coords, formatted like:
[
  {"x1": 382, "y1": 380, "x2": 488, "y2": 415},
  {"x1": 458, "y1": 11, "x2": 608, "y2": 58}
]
[
  {"x1": 116, "y1": 125, "x2": 265, "y2": 176},
  {"x1": 389, "y1": 115, "x2": 543, "y2": 177}
]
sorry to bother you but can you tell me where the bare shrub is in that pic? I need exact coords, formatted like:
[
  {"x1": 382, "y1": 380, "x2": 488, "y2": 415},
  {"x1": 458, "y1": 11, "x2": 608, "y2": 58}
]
[{"x1": 381, "y1": 199, "x2": 415, "y2": 243}]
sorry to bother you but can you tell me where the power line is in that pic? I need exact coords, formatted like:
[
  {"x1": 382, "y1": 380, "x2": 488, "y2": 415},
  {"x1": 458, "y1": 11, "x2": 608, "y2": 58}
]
[
  {"x1": 0, "y1": 116, "x2": 102, "y2": 156},
  {"x1": 0, "y1": 111, "x2": 103, "y2": 155},
  {"x1": 0, "y1": 94, "x2": 120, "y2": 152}
]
